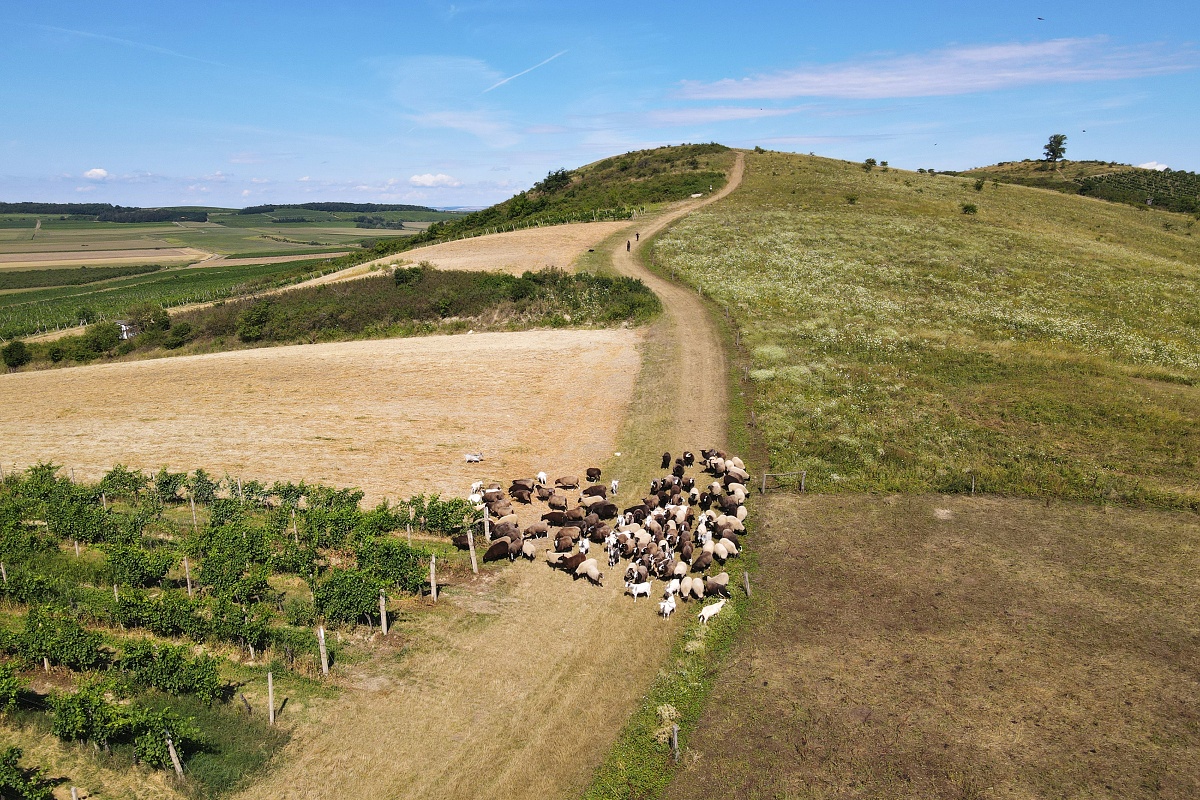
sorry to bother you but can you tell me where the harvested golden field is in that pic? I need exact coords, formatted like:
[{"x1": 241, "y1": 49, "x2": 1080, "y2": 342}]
[
  {"x1": 372, "y1": 220, "x2": 631, "y2": 274},
  {"x1": 0, "y1": 246, "x2": 206, "y2": 270},
  {"x1": 0, "y1": 329, "x2": 641, "y2": 505}
]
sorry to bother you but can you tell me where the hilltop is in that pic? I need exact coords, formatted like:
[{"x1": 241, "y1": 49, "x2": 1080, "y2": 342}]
[{"x1": 958, "y1": 160, "x2": 1200, "y2": 214}]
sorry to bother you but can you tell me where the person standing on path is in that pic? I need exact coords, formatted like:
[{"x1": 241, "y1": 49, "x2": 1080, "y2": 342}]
[
  {"x1": 635, "y1": 232, "x2": 639, "y2": 241},
  {"x1": 627, "y1": 240, "x2": 631, "y2": 252}
]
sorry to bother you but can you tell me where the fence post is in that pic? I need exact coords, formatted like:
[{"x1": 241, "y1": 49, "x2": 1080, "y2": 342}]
[
  {"x1": 483, "y1": 507, "x2": 491, "y2": 543},
  {"x1": 743, "y1": 570, "x2": 752, "y2": 598},
  {"x1": 74, "y1": 540, "x2": 79, "y2": 557},
  {"x1": 430, "y1": 555, "x2": 438, "y2": 602},
  {"x1": 971, "y1": 473, "x2": 976, "y2": 495},
  {"x1": 267, "y1": 671, "x2": 275, "y2": 726},
  {"x1": 467, "y1": 521, "x2": 478, "y2": 575},
  {"x1": 71, "y1": 788, "x2": 79, "y2": 800},
  {"x1": 183, "y1": 557, "x2": 193, "y2": 598},
  {"x1": 101, "y1": 492, "x2": 107, "y2": 510},
  {"x1": 800, "y1": 471, "x2": 806, "y2": 493},
  {"x1": 190, "y1": 496, "x2": 198, "y2": 531},
  {"x1": 165, "y1": 730, "x2": 185, "y2": 778},
  {"x1": 379, "y1": 590, "x2": 388, "y2": 635},
  {"x1": 291, "y1": 508, "x2": 299, "y2": 544},
  {"x1": 671, "y1": 723, "x2": 680, "y2": 763},
  {"x1": 0, "y1": 562, "x2": 6, "y2": 584},
  {"x1": 317, "y1": 626, "x2": 329, "y2": 676},
  {"x1": 761, "y1": 473, "x2": 768, "y2": 494}
]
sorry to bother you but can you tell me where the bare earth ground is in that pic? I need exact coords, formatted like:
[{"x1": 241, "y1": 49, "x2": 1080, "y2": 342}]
[
  {"x1": 188, "y1": 252, "x2": 350, "y2": 268},
  {"x1": 668, "y1": 493, "x2": 1200, "y2": 800},
  {"x1": 0, "y1": 330, "x2": 641, "y2": 506},
  {"x1": 0, "y1": 246, "x2": 207, "y2": 270},
  {"x1": 370, "y1": 220, "x2": 631, "y2": 274}
]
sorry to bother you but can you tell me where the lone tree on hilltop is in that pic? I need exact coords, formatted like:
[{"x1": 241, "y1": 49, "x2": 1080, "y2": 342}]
[{"x1": 1043, "y1": 134, "x2": 1068, "y2": 167}]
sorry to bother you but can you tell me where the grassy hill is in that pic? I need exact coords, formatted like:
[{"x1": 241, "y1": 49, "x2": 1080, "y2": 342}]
[
  {"x1": 325, "y1": 143, "x2": 735, "y2": 270},
  {"x1": 960, "y1": 160, "x2": 1200, "y2": 214},
  {"x1": 654, "y1": 151, "x2": 1200, "y2": 510},
  {"x1": 644, "y1": 149, "x2": 1200, "y2": 800}
]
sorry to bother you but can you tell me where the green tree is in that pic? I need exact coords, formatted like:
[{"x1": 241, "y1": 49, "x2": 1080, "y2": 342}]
[
  {"x1": 0, "y1": 664, "x2": 24, "y2": 714},
  {"x1": 0, "y1": 747, "x2": 53, "y2": 800},
  {"x1": 1, "y1": 340, "x2": 31, "y2": 369},
  {"x1": 1043, "y1": 133, "x2": 1067, "y2": 166}
]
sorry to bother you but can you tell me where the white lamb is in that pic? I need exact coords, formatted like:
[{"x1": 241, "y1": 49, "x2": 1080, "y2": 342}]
[{"x1": 698, "y1": 599, "x2": 727, "y2": 624}]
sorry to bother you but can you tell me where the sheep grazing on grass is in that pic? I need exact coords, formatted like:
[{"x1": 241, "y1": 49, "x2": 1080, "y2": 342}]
[
  {"x1": 678, "y1": 576, "x2": 694, "y2": 600},
  {"x1": 698, "y1": 599, "x2": 727, "y2": 624},
  {"x1": 625, "y1": 580, "x2": 652, "y2": 601},
  {"x1": 536, "y1": 471, "x2": 548, "y2": 485},
  {"x1": 658, "y1": 594, "x2": 676, "y2": 619},
  {"x1": 574, "y1": 558, "x2": 603, "y2": 585},
  {"x1": 483, "y1": 538, "x2": 511, "y2": 563},
  {"x1": 586, "y1": 467, "x2": 602, "y2": 482},
  {"x1": 465, "y1": 452, "x2": 484, "y2": 463},
  {"x1": 521, "y1": 540, "x2": 537, "y2": 560}
]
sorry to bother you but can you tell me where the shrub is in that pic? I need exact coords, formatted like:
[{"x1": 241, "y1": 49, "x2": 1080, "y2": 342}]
[
  {"x1": 961, "y1": 203, "x2": 978, "y2": 215},
  {"x1": 1, "y1": 340, "x2": 31, "y2": 369},
  {"x1": 120, "y1": 641, "x2": 222, "y2": 704},
  {"x1": 974, "y1": 178, "x2": 986, "y2": 191},
  {"x1": 845, "y1": 194, "x2": 858, "y2": 205},
  {"x1": 0, "y1": 747, "x2": 53, "y2": 800},
  {"x1": 357, "y1": 538, "x2": 427, "y2": 593},
  {"x1": 0, "y1": 664, "x2": 24, "y2": 714},
  {"x1": 313, "y1": 568, "x2": 382, "y2": 625},
  {"x1": 107, "y1": 545, "x2": 175, "y2": 588},
  {"x1": 187, "y1": 468, "x2": 218, "y2": 504},
  {"x1": 21, "y1": 608, "x2": 107, "y2": 671}
]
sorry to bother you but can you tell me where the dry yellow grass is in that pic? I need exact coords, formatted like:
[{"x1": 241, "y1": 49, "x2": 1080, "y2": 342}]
[
  {"x1": 0, "y1": 247, "x2": 206, "y2": 270},
  {"x1": 0, "y1": 330, "x2": 641, "y2": 505},
  {"x1": 366, "y1": 221, "x2": 631, "y2": 275}
]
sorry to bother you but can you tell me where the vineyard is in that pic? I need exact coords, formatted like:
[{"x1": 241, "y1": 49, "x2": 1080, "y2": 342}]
[
  {"x1": 0, "y1": 258, "x2": 337, "y2": 340},
  {"x1": 0, "y1": 462, "x2": 479, "y2": 796},
  {"x1": 1079, "y1": 168, "x2": 1200, "y2": 214}
]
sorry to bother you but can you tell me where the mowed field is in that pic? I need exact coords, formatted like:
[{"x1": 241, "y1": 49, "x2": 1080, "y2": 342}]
[
  {"x1": 0, "y1": 246, "x2": 208, "y2": 270},
  {"x1": 0, "y1": 329, "x2": 641, "y2": 505},
  {"x1": 377, "y1": 220, "x2": 632, "y2": 274},
  {"x1": 669, "y1": 493, "x2": 1200, "y2": 800}
]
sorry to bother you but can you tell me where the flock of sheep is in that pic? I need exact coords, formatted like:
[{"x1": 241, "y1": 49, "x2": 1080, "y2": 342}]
[{"x1": 462, "y1": 448, "x2": 750, "y2": 625}]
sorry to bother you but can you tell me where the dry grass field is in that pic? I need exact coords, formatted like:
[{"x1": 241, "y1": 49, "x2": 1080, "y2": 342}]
[
  {"x1": 0, "y1": 329, "x2": 641, "y2": 505},
  {"x1": 369, "y1": 221, "x2": 631, "y2": 274},
  {"x1": 668, "y1": 493, "x2": 1200, "y2": 800},
  {"x1": 0, "y1": 246, "x2": 207, "y2": 270}
]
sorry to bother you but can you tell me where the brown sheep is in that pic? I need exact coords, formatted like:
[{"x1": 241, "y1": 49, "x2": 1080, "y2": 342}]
[
  {"x1": 554, "y1": 535, "x2": 574, "y2": 553},
  {"x1": 541, "y1": 511, "x2": 568, "y2": 526},
  {"x1": 585, "y1": 467, "x2": 602, "y2": 482},
  {"x1": 510, "y1": 478, "x2": 535, "y2": 491},
  {"x1": 564, "y1": 507, "x2": 586, "y2": 522},
  {"x1": 691, "y1": 551, "x2": 713, "y2": 572},
  {"x1": 548, "y1": 494, "x2": 569, "y2": 511},
  {"x1": 559, "y1": 551, "x2": 587, "y2": 572},
  {"x1": 510, "y1": 489, "x2": 532, "y2": 504},
  {"x1": 555, "y1": 476, "x2": 580, "y2": 489},
  {"x1": 559, "y1": 525, "x2": 582, "y2": 542},
  {"x1": 483, "y1": 537, "x2": 511, "y2": 562},
  {"x1": 594, "y1": 502, "x2": 619, "y2": 520},
  {"x1": 525, "y1": 521, "x2": 550, "y2": 538},
  {"x1": 507, "y1": 536, "x2": 524, "y2": 558},
  {"x1": 535, "y1": 485, "x2": 554, "y2": 501},
  {"x1": 581, "y1": 484, "x2": 607, "y2": 499}
]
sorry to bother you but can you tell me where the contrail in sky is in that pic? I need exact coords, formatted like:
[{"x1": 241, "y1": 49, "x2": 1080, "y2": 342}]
[
  {"x1": 483, "y1": 50, "x2": 567, "y2": 93},
  {"x1": 28, "y1": 23, "x2": 226, "y2": 68}
]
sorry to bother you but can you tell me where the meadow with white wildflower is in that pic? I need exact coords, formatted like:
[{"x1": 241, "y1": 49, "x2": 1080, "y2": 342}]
[{"x1": 653, "y1": 151, "x2": 1200, "y2": 508}]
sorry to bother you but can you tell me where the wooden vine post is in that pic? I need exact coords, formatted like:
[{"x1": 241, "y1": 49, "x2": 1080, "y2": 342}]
[
  {"x1": 165, "y1": 730, "x2": 185, "y2": 778},
  {"x1": 267, "y1": 671, "x2": 275, "y2": 726},
  {"x1": 101, "y1": 492, "x2": 107, "y2": 510},
  {"x1": 467, "y1": 515, "x2": 479, "y2": 575},
  {"x1": 291, "y1": 508, "x2": 299, "y2": 544},
  {"x1": 743, "y1": 570, "x2": 752, "y2": 598},
  {"x1": 483, "y1": 507, "x2": 491, "y2": 543},
  {"x1": 429, "y1": 555, "x2": 438, "y2": 602},
  {"x1": 379, "y1": 590, "x2": 388, "y2": 636},
  {"x1": 190, "y1": 496, "x2": 198, "y2": 531},
  {"x1": 317, "y1": 626, "x2": 329, "y2": 676},
  {"x1": 0, "y1": 562, "x2": 7, "y2": 585},
  {"x1": 183, "y1": 557, "x2": 193, "y2": 598},
  {"x1": 671, "y1": 724, "x2": 680, "y2": 763}
]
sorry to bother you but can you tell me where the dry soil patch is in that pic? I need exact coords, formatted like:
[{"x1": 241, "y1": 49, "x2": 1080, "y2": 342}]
[{"x1": 0, "y1": 330, "x2": 641, "y2": 505}]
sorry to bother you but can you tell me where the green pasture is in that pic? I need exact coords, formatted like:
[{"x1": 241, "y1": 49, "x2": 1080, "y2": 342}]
[{"x1": 650, "y1": 150, "x2": 1200, "y2": 510}]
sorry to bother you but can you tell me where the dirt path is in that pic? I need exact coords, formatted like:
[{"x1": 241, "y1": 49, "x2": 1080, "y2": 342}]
[{"x1": 609, "y1": 152, "x2": 744, "y2": 453}]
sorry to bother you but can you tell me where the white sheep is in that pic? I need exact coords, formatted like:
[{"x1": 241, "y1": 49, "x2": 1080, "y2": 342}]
[
  {"x1": 698, "y1": 599, "x2": 727, "y2": 624},
  {"x1": 470, "y1": 480, "x2": 484, "y2": 494},
  {"x1": 579, "y1": 538, "x2": 590, "y2": 555},
  {"x1": 536, "y1": 471, "x2": 548, "y2": 485},
  {"x1": 610, "y1": 479, "x2": 619, "y2": 495},
  {"x1": 658, "y1": 594, "x2": 676, "y2": 619},
  {"x1": 624, "y1": 580, "x2": 652, "y2": 602},
  {"x1": 664, "y1": 578, "x2": 681, "y2": 597}
]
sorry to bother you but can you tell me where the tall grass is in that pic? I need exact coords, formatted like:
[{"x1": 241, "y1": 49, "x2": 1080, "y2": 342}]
[{"x1": 650, "y1": 151, "x2": 1200, "y2": 510}]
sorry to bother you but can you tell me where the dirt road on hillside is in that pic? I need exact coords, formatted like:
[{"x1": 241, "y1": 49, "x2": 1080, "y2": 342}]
[{"x1": 610, "y1": 152, "x2": 744, "y2": 453}]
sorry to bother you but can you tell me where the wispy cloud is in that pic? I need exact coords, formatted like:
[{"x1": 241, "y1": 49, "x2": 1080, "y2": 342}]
[
  {"x1": 680, "y1": 37, "x2": 1195, "y2": 100},
  {"x1": 483, "y1": 50, "x2": 567, "y2": 93},
  {"x1": 82, "y1": 168, "x2": 108, "y2": 180},
  {"x1": 414, "y1": 110, "x2": 520, "y2": 147},
  {"x1": 29, "y1": 23, "x2": 226, "y2": 68},
  {"x1": 646, "y1": 105, "x2": 811, "y2": 126}
]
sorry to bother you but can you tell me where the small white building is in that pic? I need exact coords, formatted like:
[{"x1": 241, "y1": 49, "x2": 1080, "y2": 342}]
[{"x1": 114, "y1": 320, "x2": 141, "y2": 340}]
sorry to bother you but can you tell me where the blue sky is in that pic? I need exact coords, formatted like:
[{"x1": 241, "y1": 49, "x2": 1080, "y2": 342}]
[{"x1": 1, "y1": 0, "x2": 1196, "y2": 208}]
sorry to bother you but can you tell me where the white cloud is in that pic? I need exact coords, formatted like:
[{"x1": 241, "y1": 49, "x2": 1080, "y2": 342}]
[
  {"x1": 298, "y1": 176, "x2": 311, "y2": 182},
  {"x1": 409, "y1": 173, "x2": 463, "y2": 188},
  {"x1": 680, "y1": 37, "x2": 1195, "y2": 100},
  {"x1": 250, "y1": 177, "x2": 269, "y2": 184},
  {"x1": 83, "y1": 168, "x2": 108, "y2": 180},
  {"x1": 1137, "y1": 161, "x2": 1170, "y2": 171}
]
